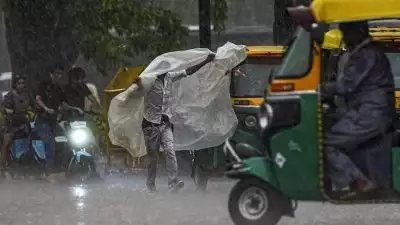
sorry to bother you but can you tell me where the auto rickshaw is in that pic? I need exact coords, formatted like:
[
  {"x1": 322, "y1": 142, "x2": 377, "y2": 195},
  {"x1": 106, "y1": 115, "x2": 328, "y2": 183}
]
[
  {"x1": 223, "y1": 1, "x2": 400, "y2": 225},
  {"x1": 191, "y1": 45, "x2": 286, "y2": 190}
]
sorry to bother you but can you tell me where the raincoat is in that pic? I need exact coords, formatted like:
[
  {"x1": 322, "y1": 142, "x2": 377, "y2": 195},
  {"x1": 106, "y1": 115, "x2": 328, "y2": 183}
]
[
  {"x1": 323, "y1": 39, "x2": 395, "y2": 189},
  {"x1": 108, "y1": 42, "x2": 246, "y2": 158}
]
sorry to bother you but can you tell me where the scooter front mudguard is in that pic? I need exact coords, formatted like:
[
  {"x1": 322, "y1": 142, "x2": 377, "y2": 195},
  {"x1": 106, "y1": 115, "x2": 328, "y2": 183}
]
[
  {"x1": 74, "y1": 150, "x2": 93, "y2": 163},
  {"x1": 225, "y1": 156, "x2": 279, "y2": 189}
]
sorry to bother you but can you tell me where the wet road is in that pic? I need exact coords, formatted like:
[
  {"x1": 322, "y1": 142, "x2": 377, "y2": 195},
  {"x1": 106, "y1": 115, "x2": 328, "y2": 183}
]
[{"x1": 1, "y1": 174, "x2": 400, "y2": 225}]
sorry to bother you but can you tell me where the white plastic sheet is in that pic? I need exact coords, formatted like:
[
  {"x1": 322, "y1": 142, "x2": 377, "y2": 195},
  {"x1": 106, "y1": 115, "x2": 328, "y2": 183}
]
[{"x1": 108, "y1": 42, "x2": 246, "y2": 158}]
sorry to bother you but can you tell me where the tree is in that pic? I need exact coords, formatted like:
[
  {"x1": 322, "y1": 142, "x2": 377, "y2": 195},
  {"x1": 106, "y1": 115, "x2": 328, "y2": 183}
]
[{"x1": 1, "y1": 0, "x2": 228, "y2": 86}]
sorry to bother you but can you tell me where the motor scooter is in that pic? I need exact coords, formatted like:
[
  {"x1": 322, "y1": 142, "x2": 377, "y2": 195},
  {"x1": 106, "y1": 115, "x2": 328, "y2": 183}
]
[
  {"x1": 7, "y1": 112, "x2": 46, "y2": 177},
  {"x1": 53, "y1": 110, "x2": 101, "y2": 181}
]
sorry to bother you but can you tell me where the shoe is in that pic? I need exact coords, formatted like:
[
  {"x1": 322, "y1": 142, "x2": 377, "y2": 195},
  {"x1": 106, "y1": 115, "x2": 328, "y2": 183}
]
[
  {"x1": 356, "y1": 175, "x2": 377, "y2": 193},
  {"x1": 169, "y1": 180, "x2": 184, "y2": 192}
]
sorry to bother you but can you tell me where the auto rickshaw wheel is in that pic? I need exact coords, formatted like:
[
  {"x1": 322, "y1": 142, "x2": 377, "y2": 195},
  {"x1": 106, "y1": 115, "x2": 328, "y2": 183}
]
[
  {"x1": 228, "y1": 178, "x2": 283, "y2": 225},
  {"x1": 193, "y1": 164, "x2": 208, "y2": 190}
]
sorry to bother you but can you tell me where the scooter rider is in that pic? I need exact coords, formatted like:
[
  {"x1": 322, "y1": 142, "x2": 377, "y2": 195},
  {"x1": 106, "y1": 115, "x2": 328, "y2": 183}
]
[
  {"x1": 64, "y1": 67, "x2": 102, "y2": 117},
  {"x1": 35, "y1": 64, "x2": 83, "y2": 172},
  {"x1": 0, "y1": 74, "x2": 35, "y2": 176}
]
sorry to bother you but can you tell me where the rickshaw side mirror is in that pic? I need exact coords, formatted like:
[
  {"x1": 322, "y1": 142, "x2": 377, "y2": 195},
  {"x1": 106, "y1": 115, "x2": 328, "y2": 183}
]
[
  {"x1": 287, "y1": 6, "x2": 316, "y2": 31},
  {"x1": 310, "y1": 22, "x2": 329, "y2": 44},
  {"x1": 322, "y1": 29, "x2": 344, "y2": 50}
]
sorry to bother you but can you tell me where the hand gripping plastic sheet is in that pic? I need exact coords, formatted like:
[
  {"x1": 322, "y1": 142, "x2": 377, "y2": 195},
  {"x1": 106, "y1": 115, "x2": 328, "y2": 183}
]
[{"x1": 108, "y1": 42, "x2": 246, "y2": 158}]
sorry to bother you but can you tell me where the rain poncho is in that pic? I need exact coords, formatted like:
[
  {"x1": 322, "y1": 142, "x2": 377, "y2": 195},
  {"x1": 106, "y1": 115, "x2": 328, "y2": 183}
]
[
  {"x1": 324, "y1": 40, "x2": 395, "y2": 189},
  {"x1": 108, "y1": 42, "x2": 246, "y2": 158}
]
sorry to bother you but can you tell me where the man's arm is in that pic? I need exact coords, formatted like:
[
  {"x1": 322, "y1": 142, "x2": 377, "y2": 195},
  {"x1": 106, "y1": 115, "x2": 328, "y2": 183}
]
[
  {"x1": 83, "y1": 84, "x2": 102, "y2": 111},
  {"x1": 186, "y1": 53, "x2": 215, "y2": 75},
  {"x1": 36, "y1": 95, "x2": 53, "y2": 113},
  {"x1": 35, "y1": 83, "x2": 52, "y2": 113},
  {"x1": 87, "y1": 95, "x2": 102, "y2": 109},
  {"x1": 166, "y1": 53, "x2": 216, "y2": 82},
  {"x1": 62, "y1": 101, "x2": 81, "y2": 112}
]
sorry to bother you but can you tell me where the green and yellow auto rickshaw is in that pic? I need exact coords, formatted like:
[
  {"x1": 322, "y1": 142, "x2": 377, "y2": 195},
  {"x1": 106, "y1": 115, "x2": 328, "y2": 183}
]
[
  {"x1": 223, "y1": 0, "x2": 400, "y2": 224},
  {"x1": 191, "y1": 45, "x2": 285, "y2": 190}
]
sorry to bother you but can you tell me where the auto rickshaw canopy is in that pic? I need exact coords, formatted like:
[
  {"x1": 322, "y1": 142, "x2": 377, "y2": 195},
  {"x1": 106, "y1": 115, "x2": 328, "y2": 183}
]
[
  {"x1": 104, "y1": 65, "x2": 146, "y2": 93},
  {"x1": 311, "y1": 0, "x2": 400, "y2": 23}
]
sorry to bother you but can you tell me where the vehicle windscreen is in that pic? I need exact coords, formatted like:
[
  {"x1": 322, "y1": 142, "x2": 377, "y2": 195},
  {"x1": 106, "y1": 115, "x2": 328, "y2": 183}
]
[
  {"x1": 230, "y1": 57, "x2": 281, "y2": 97},
  {"x1": 275, "y1": 28, "x2": 312, "y2": 78}
]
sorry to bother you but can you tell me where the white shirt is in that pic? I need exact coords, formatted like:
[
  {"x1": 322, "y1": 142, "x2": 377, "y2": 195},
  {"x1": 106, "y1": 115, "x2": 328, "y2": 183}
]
[{"x1": 143, "y1": 70, "x2": 188, "y2": 124}]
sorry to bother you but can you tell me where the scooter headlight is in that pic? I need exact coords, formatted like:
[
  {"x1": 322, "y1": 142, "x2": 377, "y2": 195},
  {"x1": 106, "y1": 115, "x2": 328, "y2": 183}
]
[{"x1": 70, "y1": 129, "x2": 88, "y2": 146}]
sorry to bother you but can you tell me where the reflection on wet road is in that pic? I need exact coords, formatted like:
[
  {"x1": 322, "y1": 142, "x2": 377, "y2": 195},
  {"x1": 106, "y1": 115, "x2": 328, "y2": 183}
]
[
  {"x1": 1, "y1": 175, "x2": 400, "y2": 225},
  {"x1": 0, "y1": 175, "x2": 234, "y2": 225}
]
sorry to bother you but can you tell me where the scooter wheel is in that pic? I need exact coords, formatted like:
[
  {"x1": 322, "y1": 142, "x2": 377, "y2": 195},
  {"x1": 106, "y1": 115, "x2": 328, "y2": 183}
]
[
  {"x1": 66, "y1": 156, "x2": 95, "y2": 182},
  {"x1": 228, "y1": 178, "x2": 283, "y2": 225}
]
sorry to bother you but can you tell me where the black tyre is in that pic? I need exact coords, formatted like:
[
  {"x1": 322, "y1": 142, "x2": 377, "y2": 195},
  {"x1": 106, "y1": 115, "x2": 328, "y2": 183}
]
[
  {"x1": 193, "y1": 165, "x2": 208, "y2": 190},
  {"x1": 228, "y1": 178, "x2": 283, "y2": 225}
]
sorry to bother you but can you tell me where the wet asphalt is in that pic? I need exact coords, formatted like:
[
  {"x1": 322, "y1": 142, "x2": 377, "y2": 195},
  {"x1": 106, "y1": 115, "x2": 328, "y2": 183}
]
[{"x1": 1, "y1": 173, "x2": 400, "y2": 225}]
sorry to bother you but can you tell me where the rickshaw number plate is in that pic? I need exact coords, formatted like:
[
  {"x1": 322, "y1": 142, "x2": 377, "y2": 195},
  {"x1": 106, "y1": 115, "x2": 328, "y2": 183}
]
[{"x1": 275, "y1": 153, "x2": 286, "y2": 168}]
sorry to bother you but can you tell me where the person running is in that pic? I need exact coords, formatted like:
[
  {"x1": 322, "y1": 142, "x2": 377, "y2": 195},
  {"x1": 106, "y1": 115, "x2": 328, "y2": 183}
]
[{"x1": 138, "y1": 54, "x2": 216, "y2": 192}]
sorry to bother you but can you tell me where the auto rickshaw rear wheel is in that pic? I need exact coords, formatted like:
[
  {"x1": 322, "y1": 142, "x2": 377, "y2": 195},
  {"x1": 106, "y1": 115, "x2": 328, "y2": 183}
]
[{"x1": 228, "y1": 178, "x2": 283, "y2": 225}]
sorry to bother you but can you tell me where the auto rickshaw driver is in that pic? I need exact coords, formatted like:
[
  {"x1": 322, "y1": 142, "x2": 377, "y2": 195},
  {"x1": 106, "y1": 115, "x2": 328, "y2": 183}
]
[{"x1": 320, "y1": 21, "x2": 396, "y2": 197}]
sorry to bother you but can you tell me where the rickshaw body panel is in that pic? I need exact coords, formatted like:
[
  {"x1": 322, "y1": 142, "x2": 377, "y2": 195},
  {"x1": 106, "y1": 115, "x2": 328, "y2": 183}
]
[
  {"x1": 268, "y1": 93, "x2": 323, "y2": 200},
  {"x1": 230, "y1": 157, "x2": 279, "y2": 188},
  {"x1": 230, "y1": 125, "x2": 264, "y2": 151},
  {"x1": 311, "y1": 0, "x2": 400, "y2": 23},
  {"x1": 231, "y1": 97, "x2": 264, "y2": 106}
]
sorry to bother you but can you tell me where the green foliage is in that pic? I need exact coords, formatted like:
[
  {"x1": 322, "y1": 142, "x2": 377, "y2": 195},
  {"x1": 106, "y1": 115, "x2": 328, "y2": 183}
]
[
  {"x1": 212, "y1": 0, "x2": 228, "y2": 33},
  {"x1": 158, "y1": 0, "x2": 228, "y2": 33},
  {"x1": 2, "y1": 0, "x2": 228, "y2": 75},
  {"x1": 70, "y1": 0, "x2": 189, "y2": 73}
]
